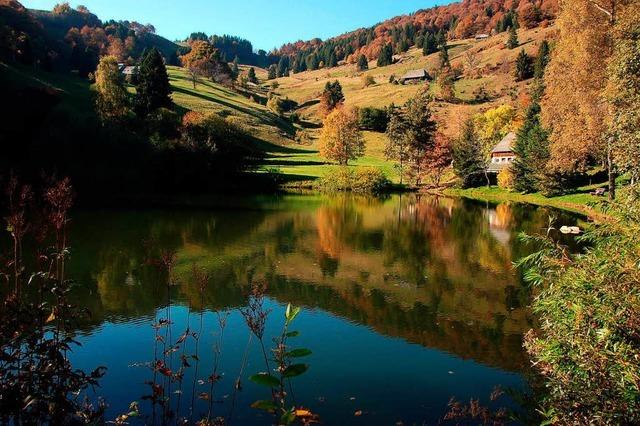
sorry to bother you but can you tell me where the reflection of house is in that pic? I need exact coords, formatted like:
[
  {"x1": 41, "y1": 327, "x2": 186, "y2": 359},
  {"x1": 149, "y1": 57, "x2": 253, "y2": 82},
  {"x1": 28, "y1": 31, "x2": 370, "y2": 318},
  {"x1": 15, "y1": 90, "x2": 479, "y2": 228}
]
[
  {"x1": 488, "y1": 132, "x2": 517, "y2": 173},
  {"x1": 485, "y1": 204, "x2": 512, "y2": 246},
  {"x1": 400, "y1": 69, "x2": 431, "y2": 84}
]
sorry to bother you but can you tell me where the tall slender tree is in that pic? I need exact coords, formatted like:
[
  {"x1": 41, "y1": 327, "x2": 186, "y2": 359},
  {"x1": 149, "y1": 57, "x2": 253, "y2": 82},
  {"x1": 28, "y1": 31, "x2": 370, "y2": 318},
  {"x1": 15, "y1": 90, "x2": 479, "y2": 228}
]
[
  {"x1": 452, "y1": 118, "x2": 485, "y2": 188},
  {"x1": 506, "y1": 26, "x2": 519, "y2": 49}
]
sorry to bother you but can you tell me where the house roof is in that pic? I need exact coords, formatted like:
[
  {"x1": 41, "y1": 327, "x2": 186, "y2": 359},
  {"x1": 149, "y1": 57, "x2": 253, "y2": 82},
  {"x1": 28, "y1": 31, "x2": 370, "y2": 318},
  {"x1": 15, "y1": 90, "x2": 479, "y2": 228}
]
[
  {"x1": 492, "y1": 132, "x2": 516, "y2": 154},
  {"x1": 401, "y1": 69, "x2": 429, "y2": 80}
]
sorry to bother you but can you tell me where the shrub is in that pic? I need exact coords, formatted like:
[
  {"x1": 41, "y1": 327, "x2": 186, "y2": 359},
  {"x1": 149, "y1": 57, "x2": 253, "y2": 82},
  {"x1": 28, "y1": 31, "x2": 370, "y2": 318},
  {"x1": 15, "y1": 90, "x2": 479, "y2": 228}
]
[
  {"x1": 497, "y1": 167, "x2": 515, "y2": 190},
  {"x1": 362, "y1": 75, "x2": 376, "y2": 87},
  {"x1": 267, "y1": 96, "x2": 285, "y2": 115},
  {"x1": 315, "y1": 167, "x2": 389, "y2": 194},
  {"x1": 518, "y1": 188, "x2": 640, "y2": 424},
  {"x1": 146, "y1": 107, "x2": 179, "y2": 139}
]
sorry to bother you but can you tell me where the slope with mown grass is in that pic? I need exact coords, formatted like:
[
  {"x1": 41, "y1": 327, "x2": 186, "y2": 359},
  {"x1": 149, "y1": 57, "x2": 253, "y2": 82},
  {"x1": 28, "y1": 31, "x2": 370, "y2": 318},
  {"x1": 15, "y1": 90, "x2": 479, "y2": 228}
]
[{"x1": 258, "y1": 25, "x2": 555, "y2": 184}]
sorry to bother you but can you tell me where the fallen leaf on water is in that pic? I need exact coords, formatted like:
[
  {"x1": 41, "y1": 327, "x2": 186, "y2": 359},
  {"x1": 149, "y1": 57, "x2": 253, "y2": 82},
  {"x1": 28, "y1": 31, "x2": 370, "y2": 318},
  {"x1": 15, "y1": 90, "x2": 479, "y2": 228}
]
[
  {"x1": 295, "y1": 409, "x2": 313, "y2": 418},
  {"x1": 198, "y1": 392, "x2": 210, "y2": 401},
  {"x1": 46, "y1": 311, "x2": 56, "y2": 323},
  {"x1": 354, "y1": 410, "x2": 363, "y2": 416}
]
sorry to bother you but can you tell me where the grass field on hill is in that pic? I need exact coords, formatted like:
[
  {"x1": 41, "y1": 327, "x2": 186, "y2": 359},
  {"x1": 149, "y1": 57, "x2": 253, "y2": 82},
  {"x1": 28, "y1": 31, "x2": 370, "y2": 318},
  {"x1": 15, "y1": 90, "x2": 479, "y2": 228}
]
[
  {"x1": 3, "y1": 25, "x2": 555, "y2": 187},
  {"x1": 271, "y1": 26, "x2": 555, "y2": 137},
  {"x1": 166, "y1": 67, "x2": 401, "y2": 183}
]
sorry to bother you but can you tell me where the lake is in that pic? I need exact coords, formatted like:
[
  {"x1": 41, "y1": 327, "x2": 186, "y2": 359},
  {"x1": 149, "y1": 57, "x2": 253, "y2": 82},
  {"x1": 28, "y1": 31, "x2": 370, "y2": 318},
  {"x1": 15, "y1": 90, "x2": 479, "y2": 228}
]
[{"x1": 61, "y1": 194, "x2": 583, "y2": 424}]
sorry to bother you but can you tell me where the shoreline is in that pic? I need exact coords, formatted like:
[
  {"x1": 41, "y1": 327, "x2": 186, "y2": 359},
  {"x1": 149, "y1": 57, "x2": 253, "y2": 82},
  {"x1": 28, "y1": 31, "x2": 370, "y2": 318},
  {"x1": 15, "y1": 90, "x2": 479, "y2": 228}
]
[{"x1": 438, "y1": 186, "x2": 612, "y2": 222}]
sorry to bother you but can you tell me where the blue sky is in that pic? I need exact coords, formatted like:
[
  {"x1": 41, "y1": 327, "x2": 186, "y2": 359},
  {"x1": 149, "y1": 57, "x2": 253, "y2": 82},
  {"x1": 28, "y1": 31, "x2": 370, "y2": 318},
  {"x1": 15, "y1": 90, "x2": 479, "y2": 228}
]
[{"x1": 22, "y1": 0, "x2": 451, "y2": 51}]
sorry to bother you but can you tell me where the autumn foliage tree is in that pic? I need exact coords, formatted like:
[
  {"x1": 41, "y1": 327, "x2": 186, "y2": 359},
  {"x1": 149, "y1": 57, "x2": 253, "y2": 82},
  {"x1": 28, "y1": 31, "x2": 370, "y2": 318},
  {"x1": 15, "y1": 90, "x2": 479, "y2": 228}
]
[
  {"x1": 542, "y1": 0, "x2": 631, "y2": 198},
  {"x1": 319, "y1": 107, "x2": 364, "y2": 165},
  {"x1": 180, "y1": 40, "x2": 233, "y2": 88},
  {"x1": 95, "y1": 55, "x2": 130, "y2": 123},
  {"x1": 607, "y1": 2, "x2": 640, "y2": 184},
  {"x1": 424, "y1": 133, "x2": 453, "y2": 186}
]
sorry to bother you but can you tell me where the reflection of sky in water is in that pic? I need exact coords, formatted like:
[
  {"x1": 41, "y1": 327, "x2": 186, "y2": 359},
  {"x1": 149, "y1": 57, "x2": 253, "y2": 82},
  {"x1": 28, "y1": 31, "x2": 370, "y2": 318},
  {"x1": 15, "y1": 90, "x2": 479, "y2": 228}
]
[
  {"x1": 71, "y1": 301, "x2": 526, "y2": 424},
  {"x1": 62, "y1": 194, "x2": 583, "y2": 423}
]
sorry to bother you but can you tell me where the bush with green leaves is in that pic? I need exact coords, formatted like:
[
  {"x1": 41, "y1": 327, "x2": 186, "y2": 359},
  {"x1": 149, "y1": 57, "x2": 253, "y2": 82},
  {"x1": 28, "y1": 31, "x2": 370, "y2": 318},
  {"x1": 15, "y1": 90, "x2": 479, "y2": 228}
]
[
  {"x1": 315, "y1": 167, "x2": 390, "y2": 194},
  {"x1": 517, "y1": 188, "x2": 640, "y2": 424}
]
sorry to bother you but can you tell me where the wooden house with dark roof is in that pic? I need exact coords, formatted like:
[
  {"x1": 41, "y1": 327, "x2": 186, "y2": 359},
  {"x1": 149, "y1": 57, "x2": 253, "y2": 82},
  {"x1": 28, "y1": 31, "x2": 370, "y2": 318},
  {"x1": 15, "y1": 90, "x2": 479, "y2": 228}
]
[
  {"x1": 400, "y1": 69, "x2": 431, "y2": 84},
  {"x1": 488, "y1": 132, "x2": 517, "y2": 173}
]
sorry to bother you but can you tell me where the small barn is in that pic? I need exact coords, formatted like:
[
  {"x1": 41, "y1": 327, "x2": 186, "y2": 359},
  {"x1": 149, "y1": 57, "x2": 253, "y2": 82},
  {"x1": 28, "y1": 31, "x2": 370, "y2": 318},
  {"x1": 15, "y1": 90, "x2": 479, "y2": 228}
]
[
  {"x1": 488, "y1": 132, "x2": 517, "y2": 173},
  {"x1": 400, "y1": 69, "x2": 431, "y2": 84},
  {"x1": 475, "y1": 33, "x2": 490, "y2": 40}
]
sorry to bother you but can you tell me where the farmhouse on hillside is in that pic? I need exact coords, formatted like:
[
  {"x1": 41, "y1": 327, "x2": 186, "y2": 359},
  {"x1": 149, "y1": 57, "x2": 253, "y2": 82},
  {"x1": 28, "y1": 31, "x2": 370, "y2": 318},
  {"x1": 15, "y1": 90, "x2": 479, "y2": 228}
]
[
  {"x1": 400, "y1": 69, "x2": 431, "y2": 84},
  {"x1": 488, "y1": 132, "x2": 517, "y2": 173},
  {"x1": 475, "y1": 33, "x2": 490, "y2": 40}
]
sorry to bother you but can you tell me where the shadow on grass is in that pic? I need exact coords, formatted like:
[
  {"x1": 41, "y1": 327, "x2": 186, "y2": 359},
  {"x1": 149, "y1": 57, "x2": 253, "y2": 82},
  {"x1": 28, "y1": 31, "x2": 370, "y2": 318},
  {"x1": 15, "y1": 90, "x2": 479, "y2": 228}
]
[{"x1": 171, "y1": 85, "x2": 297, "y2": 137}]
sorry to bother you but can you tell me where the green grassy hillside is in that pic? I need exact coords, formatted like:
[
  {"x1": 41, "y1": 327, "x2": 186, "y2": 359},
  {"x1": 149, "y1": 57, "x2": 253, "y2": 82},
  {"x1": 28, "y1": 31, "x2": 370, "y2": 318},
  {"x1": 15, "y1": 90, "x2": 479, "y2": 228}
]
[{"x1": 3, "y1": 24, "x2": 556, "y2": 187}]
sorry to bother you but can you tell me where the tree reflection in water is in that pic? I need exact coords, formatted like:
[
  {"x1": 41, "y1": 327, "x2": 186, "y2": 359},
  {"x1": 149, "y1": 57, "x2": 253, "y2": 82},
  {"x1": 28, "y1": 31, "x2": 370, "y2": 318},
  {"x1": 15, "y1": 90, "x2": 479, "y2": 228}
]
[{"x1": 62, "y1": 194, "x2": 584, "y2": 422}]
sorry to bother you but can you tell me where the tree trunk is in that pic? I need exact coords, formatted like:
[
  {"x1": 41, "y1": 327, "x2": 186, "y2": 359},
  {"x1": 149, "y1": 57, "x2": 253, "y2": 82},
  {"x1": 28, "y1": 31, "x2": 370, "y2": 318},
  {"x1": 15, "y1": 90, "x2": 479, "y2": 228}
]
[{"x1": 608, "y1": 137, "x2": 616, "y2": 200}]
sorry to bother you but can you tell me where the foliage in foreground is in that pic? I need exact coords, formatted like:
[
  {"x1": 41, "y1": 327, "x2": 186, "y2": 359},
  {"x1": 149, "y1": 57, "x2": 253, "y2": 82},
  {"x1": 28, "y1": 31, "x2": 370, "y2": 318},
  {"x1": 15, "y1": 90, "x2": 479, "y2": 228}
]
[{"x1": 517, "y1": 187, "x2": 640, "y2": 424}]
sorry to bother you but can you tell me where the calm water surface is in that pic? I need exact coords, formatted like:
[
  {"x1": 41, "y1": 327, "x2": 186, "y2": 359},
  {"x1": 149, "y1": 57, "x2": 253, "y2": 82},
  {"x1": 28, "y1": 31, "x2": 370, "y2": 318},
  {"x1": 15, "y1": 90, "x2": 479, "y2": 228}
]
[{"x1": 62, "y1": 194, "x2": 583, "y2": 424}]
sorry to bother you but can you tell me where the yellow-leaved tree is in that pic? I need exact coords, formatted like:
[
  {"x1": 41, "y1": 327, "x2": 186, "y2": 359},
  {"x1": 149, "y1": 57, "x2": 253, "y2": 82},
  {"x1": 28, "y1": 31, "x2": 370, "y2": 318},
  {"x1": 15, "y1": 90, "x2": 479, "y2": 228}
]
[
  {"x1": 95, "y1": 55, "x2": 130, "y2": 123},
  {"x1": 319, "y1": 107, "x2": 364, "y2": 165},
  {"x1": 542, "y1": 0, "x2": 632, "y2": 198}
]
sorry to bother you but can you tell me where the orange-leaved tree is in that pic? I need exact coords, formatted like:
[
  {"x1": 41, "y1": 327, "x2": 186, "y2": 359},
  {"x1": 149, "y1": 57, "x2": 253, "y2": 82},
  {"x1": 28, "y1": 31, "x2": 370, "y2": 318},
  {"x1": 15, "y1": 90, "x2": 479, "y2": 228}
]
[
  {"x1": 319, "y1": 106, "x2": 364, "y2": 165},
  {"x1": 542, "y1": 0, "x2": 632, "y2": 199}
]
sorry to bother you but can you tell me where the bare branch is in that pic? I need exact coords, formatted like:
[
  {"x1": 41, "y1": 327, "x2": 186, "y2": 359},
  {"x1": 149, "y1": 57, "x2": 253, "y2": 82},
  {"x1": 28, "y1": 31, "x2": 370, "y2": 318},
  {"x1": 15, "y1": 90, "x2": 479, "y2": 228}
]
[{"x1": 587, "y1": 0, "x2": 613, "y2": 18}]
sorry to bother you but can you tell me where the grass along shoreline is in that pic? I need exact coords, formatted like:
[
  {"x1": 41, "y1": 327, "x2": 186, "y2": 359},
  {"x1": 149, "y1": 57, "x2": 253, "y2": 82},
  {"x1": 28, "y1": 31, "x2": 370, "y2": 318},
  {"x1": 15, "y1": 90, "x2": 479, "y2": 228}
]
[{"x1": 441, "y1": 185, "x2": 612, "y2": 221}]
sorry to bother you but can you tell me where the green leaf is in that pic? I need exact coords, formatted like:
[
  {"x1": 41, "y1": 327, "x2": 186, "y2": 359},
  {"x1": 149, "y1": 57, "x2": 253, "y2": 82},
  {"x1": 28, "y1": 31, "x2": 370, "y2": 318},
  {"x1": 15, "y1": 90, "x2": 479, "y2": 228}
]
[
  {"x1": 282, "y1": 363, "x2": 308, "y2": 378},
  {"x1": 285, "y1": 330, "x2": 300, "y2": 338},
  {"x1": 287, "y1": 348, "x2": 312, "y2": 358},
  {"x1": 251, "y1": 399, "x2": 278, "y2": 412},
  {"x1": 285, "y1": 303, "x2": 292, "y2": 319},
  {"x1": 285, "y1": 304, "x2": 301, "y2": 324},
  {"x1": 249, "y1": 373, "x2": 280, "y2": 387},
  {"x1": 280, "y1": 407, "x2": 296, "y2": 425}
]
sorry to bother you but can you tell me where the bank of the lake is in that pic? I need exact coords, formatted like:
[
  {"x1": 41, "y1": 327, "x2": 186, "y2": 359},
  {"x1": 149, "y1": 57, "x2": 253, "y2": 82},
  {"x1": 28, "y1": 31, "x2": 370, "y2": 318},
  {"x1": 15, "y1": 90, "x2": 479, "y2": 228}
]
[{"x1": 441, "y1": 185, "x2": 611, "y2": 222}]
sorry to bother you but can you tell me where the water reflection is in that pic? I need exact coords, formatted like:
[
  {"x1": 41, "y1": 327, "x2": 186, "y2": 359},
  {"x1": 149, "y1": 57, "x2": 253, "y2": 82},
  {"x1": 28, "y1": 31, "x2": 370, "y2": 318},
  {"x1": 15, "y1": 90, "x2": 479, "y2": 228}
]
[{"x1": 68, "y1": 194, "x2": 582, "y2": 376}]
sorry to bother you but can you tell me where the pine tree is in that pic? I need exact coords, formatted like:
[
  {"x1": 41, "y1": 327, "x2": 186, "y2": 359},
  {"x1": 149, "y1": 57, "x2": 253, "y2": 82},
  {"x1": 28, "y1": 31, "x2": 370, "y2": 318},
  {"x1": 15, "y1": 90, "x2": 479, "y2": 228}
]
[
  {"x1": 277, "y1": 56, "x2": 288, "y2": 77},
  {"x1": 515, "y1": 49, "x2": 533, "y2": 81},
  {"x1": 232, "y1": 56, "x2": 240, "y2": 80},
  {"x1": 319, "y1": 80, "x2": 345, "y2": 115},
  {"x1": 357, "y1": 54, "x2": 368, "y2": 71},
  {"x1": 452, "y1": 118, "x2": 485, "y2": 188},
  {"x1": 423, "y1": 33, "x2": 438, "y2": 56},
  {"x1": 506, "y1": 26, "x2": 519, "y2": 49},
  {"x1": 377, "y1": 44, "x2": 393, "y2": 67},
  {"x1": 247, "y1": 67, "x2": 258, "y2": 83},
  {"x1": 533, "y1": 40, "x2": 551, "y2": 79},
  {"x1": 268, "y1": 64, "x2": 277, "y2": 80},
  {"x1": 438, "y1": 42, "x2": 450, "y2": 69},
  {"x1": 135, "y1": 48, "x2": 172, "y2": 117},
  {"x1": 512, "y1": 101, "x2": 550, "y2": 193}
]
